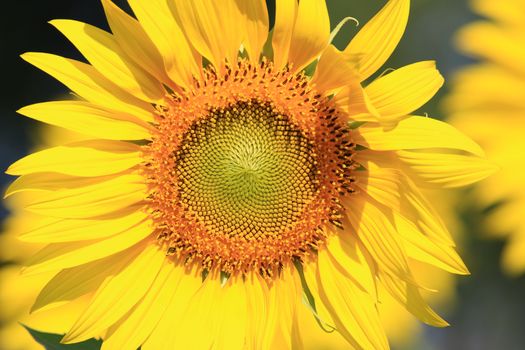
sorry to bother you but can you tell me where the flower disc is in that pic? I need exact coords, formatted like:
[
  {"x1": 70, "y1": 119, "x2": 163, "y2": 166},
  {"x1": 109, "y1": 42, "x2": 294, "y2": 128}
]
[
  {"x1": 145, "y1": 61, "x2": 356, "y2": 275},
  {"x1": 175, "y1": 101, "x2": 318, "y2": 239}
]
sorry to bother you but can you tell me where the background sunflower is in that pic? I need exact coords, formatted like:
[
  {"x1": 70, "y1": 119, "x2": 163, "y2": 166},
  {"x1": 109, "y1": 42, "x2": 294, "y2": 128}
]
[{"x1": 1, "y1": 1, "x2": 525, "y2": 350}]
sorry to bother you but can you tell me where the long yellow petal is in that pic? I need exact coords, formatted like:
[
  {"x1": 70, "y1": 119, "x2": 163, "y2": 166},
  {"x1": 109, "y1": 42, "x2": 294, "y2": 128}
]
[
  {"x1": 18, "y1": 101, "x2": 151, "y2": 141},
  {"x1": 128, "y1": 0, "x2": 200, "y2": 88},
  {"x1": 301, "y1": 260, "x2": 337, "y2": 332},
  {"x1": 264, "y1": 267, "x2": 300, "y2": 350},
  {"x1": 471, "y1": 0, "x2": 525, "y2": 25},
  {"x1": 101, "y1": 262, "x2": 183, "y2": 350},
  {"x1": 345, "y1": 196, "x2": 411, "y2": 282},
  {"x1": 356, "y1": 116, "x2": 485, "y2": 157},
  {"x1": 397, "y1": 150, "x2": 498, "y2": 188},
  {"x1": 19, "y1": 211, "x2": 148, "y2": 243},
  {"x1": 355, "y1": 165, "x2": 401, "y2": 211},
  {"x1": 215, "y1": 278, "x2": 248, "y2": 350},
  {"x1": 457, "y1": 21, "x2": 525, "y2": 76},
  {"x1": 317, "y1": 248, "x2": 389, "y2": 350},
  {"x1": 7, "y1": 140, "x2": 142, "y2": 177},
  {"x1": 5, "y1": 172, "x2": 115, "y2": 198},
  {"x1": 25, "y1": 174, "x2": 146, "y2": 218},
  {"x1": 272, "y1": 0, "x2": 298, "y2": 70},
  {"x1": 355, "y1": 153, "x2": 456, "y2": 247},
  {"x1": 333, "y1": 85, "x2": 379, "y2": 122},
  {"x1": 101, "y1": 0, "x2": 171, "y2": 85},
  {"x1": 444, "y1": 65, "x2": 525, "y2": 111},
  {"x1": 365, "y1": 61, "x2": 444, "y2": 123},
  {"x1": 50, "y1": 19, "x2": 163, "y2": 102},
  {"x1": 62, "y1": 244, "x2": 165, "y2": 343},
  {"x1": 398, "y1": 174, "x2": 455, "y2": 247},
  {"x1": 31, "y1": 248, "x2": 137, "y2": 312},
  {"x1": 21, "y1": 52, "x2": 154, "y2": 122},
  {"x1": 24, "y1": 293, "x2": 92, "y2": 336},
  {"x1": 502, "y1": 230, "x2": 525, "y2": 276},
  {"x1": 244, "y1": 272, "x2": 270, "y2": 349},
  {"x1": 141, "y1": 267, "x2": 202, "y2": 350},
  {"x1": 288, "y1": 0, "x2": 330, "y2": 72},
  {"x1": 171, "y1": 0, "x2": 242, "y2": 68},
  {"x1": 23, "y1": 219, "x2": 152, "y2": 275},
  {"x1": 393, "y1": 212, "x2": 468, "y2": 275},
  {"x1": 379, "y1": 271, "x2": 449, "y2": 327},
  {"x1": 344, "y1": 0, "x2": 410, "y2": 81},
  {"x1": 313, "y1": 45, "x2": 360, "y2": 95},
  {"x1": 169, "y1": 276, "x2": 222, "y2": 349},
  {"x1": 326, "y1": 233, "x2": 377, "y2": 297},
  {"x1": 237, "y1": 0, "x2": 269, "y2": 62}
]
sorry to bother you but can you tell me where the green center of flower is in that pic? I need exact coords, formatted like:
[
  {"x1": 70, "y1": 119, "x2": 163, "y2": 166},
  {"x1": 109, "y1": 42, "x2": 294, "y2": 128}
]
[{"x1": 174, "y1": 101, "x2": 319, "y2": 239}]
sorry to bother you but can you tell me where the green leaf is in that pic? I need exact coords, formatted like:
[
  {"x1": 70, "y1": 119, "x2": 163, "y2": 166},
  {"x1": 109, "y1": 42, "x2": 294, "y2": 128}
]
[{"x1": 23, "y1": 325, "x2": 102, "y2": 350}]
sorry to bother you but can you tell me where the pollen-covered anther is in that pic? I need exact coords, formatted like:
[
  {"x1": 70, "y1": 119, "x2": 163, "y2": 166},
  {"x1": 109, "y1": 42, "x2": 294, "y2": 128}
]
[{"x1": 144, "y1": 60, "x2": 357, "y2": 276}]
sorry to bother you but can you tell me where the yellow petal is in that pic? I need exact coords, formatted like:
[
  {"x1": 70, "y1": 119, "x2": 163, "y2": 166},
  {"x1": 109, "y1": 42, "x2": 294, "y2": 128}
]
[
  {"x1": 326, "y1": 234, "x2": 377, "y2": 297},
  {"x1": 379, "y1": 271, "x2": 449, "y2": 327},
  {"x1": 444, "y1": 64, "x2": 525, "y2": 111},
  {"x1": 397, "y1": 150, "x2": 498, "y2": 188},
  {"x1": 24, "y1": 294, "x2": 92, "y2": 335},
  {"x1": 264, "y1": 268, "x2": 300, "y2": 350},
  {"x1": 25, "y1": 174, "x2": 146, "y2": 219},
  {"x1": 31, "y1": 248, "x2": 137, "y2": 312},
  {"x1": 313, "y1": 45, "x2": 360, "y2": 95},
  {"x1": 457, "y1": 21, "x2": 525, "y2": 76},
  {"x1": 0, "y1": 266, "x2": 50, "y2": 322},
  {"x1": 272, "y1": 0, "x2": 298, "y2": 70},
  {"x1": 128, "y1": 0, "x2": 200, "y2": 88},
  {"x1": 5, "y1": 172, "x2": 114, "y2": 198},
  {"x1": 355, "y1": 152, "x2": 456, "y2": 247},
  {"x1": 393, "y1": 212, "x2": 468, "y2": 275},
  {"x1": 502, "y1": 231, "x2": 525, "y2": 276},
  {"x1": 62, "y1": 244, "x2": 165, "y2": 343},
  {"x1": 333, "y1": 85, "x2": 379, "y2": 122},
  {"x1": 169, "y1": 276, "x2": 222, "y2": 349},
  {"x1": 237, "y1": 0, "x2": 269, "y2": 62},
  {"x1": 398, "y1": 174, "x2": 455, "y2": 247},
  {"x1": 365, "y1": 61, "x2": 444, "y2": 123},
  {"x1": 49, "y1": 19, "x2": 163, "y2": 102},
  {"x1": 23, "y1": 219, "x2": 152, "y2": 275},
  {"x1": 288, "y1": 0, "x2": 330, "y2": 72},
  {"x1": 344, "y1": 0, "x2": 410, "y2": 81},
  {"x1": 356, "y1": 116, "x2": 485, "y2": 157},
  {"x1": 101, "y1": 0, "x2": 171, "y2": 85},
  {"x1": 21, "y1": 52, "x2": 154, "y2": 122},
  {"x1": 317, "y1": 248, "x2": 389, "y2": 350},
  {"x1": 102, "y1": 262, "x2": 185, "y2": 350},
  {"x1": 0, "y1": 322, "x2": 45, "y2": 350},
  {"x1": 18, "y1": 101, "x2": 151, "y2": 141},
  {"x1": 301, "y1": 260, "x2": 337, "y2": 331},
  {"x1": 142, "y1": 267, "x2": 202, "y2": 350},
  {"x1": 215, "y1": 278, "x2": 248, "y2": 350},
  {"x1": 471, "y1": 0, "x2": 525, "y2": 25},
  {"x1": 345, "y1": 196, "x2": 411, "y2": 282},
  {"x1": 244, "y1": 272, "x2": 270, "y2": 349},
  {"x1": 355, "y1": 165, "x2": 401, "y2": 211},
  {"x1": 20, "y1": 210, "x2": 148, "y2": 243},
  {"x1": 170, "y1": 0, "x2": 242, "y2": 68},
  {"x1": 7, "y1": 140, "x2": 142, "y2": 177}
]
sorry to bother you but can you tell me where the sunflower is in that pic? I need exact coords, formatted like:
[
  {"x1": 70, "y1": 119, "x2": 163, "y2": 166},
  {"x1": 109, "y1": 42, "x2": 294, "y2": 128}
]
[
  {"x1": 445, "y1": 0, "x2": 525, "y2": 275},
  {"x1": 6, "y1": 0, "x2": 495, "y2": 349}
]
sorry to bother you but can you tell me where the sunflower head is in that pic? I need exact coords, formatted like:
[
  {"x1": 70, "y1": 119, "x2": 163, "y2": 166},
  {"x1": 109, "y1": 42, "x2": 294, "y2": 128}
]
[
  {"x1": 144, "y1": 60, "x2": 357, "y2": 276},
  {"x1": 5, "y1": 0, "x2": 496, "y2": 349}
]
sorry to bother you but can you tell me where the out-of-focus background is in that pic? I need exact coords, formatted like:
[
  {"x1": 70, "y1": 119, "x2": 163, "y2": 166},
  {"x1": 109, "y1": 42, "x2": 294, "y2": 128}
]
[{"x1": 1, "y1": 0, "x2": 524, "y2": 349}]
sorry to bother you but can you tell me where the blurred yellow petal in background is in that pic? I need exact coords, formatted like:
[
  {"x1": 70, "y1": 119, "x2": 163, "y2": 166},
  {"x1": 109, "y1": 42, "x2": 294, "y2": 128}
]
[{"x1": 445, "y1": 0, "x2": 525, "y2": 276}]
